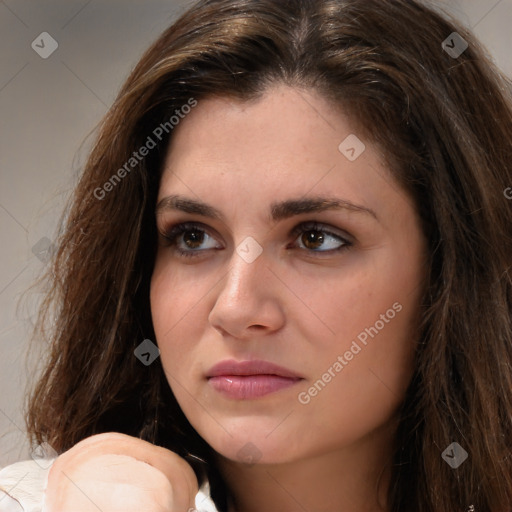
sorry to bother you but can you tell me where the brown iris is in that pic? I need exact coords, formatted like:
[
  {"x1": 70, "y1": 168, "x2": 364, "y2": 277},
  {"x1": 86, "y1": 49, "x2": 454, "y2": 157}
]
[
  {"x1": 183, "y1": 229, "x2": 205, "y2": 249},
  {"x1": 302, "y1": 230, "x2": 324, "y2": 250}
]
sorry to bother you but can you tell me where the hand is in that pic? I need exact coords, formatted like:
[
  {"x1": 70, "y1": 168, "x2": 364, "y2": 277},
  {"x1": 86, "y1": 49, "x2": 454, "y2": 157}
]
[{"x1": 43, "y1": 432, "x2": 199, "y2": 512}]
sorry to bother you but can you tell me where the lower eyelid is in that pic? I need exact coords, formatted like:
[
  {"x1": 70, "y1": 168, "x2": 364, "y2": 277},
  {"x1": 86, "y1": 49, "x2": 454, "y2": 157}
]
[{"x1": 291, "y1": 236, "x2": 350, "y2": 253}]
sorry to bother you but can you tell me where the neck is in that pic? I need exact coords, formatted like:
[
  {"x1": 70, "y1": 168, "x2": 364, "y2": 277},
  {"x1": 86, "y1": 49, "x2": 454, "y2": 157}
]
[{"x1": 215, "y1": 420, "x2": 396, "y2": 512}]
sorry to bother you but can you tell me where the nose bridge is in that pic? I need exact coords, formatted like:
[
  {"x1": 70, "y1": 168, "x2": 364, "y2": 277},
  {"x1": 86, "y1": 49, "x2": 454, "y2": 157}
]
[
  {"x1": 222, "y1": 239, "x2": 267, "y2": 301},
  {"x1": 208, "y1": 239, "x2": 285, "y2": 336}
]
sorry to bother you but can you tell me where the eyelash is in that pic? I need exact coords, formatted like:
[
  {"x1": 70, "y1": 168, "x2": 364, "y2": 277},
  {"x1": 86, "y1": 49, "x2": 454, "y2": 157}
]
[{"x1": 159, "y1": 221, "x2": 353, "y2": 259}]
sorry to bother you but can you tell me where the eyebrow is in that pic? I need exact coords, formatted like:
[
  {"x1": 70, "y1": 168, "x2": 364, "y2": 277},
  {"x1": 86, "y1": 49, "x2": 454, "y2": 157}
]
[{"x1": 155, "y1": 194, "x2": 378, "y2": 222}]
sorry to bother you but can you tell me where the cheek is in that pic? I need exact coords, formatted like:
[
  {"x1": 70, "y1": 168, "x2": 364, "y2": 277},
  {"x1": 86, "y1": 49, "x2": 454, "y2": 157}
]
[
  {"x1": 150, "y1": 270, "x2": 213, "y2": 418},
  {"x1": 295, "y1": 245, "x2": 423, "y2": 418},
  {"x1": 149, "y1": 261, "x2": 205, "y2": 370},
  {"x1": 289, "y1": 253, "x2": 415, "y2": 354},
  {"x1": 294, "y1": 301, "x2": 419, "y2": 448}
]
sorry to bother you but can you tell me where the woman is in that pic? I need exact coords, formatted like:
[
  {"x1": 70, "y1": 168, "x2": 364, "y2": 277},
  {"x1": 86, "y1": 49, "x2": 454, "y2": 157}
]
[{"x1": 1, "y1": 0, "x2": 511, "y2": 510}]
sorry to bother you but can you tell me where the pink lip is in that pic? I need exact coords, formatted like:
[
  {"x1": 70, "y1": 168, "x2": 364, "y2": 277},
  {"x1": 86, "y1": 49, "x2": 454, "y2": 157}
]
[{"x1": 206, "y1": 359, "x2": 303, "y2": 400}]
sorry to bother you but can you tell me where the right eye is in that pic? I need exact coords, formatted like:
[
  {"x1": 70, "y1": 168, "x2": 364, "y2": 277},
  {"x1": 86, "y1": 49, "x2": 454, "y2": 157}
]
[{"x1": 160, "y1": 221, "x2": 222, "y2": 258}]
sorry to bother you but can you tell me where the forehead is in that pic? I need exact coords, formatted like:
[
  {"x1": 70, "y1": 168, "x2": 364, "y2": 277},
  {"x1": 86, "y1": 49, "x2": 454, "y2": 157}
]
[
  {"x1": 162, "y1": 85, "x2": 347, "y2": 169},
  {"x1": 157, "y1": 85, "x2": 412, "y2": 228}
]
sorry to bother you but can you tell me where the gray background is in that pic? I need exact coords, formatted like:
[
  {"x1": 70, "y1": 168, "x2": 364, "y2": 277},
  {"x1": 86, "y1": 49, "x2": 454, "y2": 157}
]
[{"x1": 0, "y1": 0, "x2": 511, "y2": 466}]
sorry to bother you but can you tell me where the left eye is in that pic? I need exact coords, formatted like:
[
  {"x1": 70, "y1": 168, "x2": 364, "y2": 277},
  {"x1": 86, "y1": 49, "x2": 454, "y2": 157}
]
[{"x1": 290, "y1": 222, "x2": 351, "y2": 253}]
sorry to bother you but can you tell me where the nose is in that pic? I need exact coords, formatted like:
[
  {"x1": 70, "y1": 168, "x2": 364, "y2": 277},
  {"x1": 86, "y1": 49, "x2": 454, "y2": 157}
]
[{"x1": 208, "y1": 245, "x2": 286, "y2": 339}]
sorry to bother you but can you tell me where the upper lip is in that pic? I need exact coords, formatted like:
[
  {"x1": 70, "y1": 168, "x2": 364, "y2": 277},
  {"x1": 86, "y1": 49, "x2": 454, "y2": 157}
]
[{"x1": 206, "y1": 359, "x2": 303, "y2": 379}]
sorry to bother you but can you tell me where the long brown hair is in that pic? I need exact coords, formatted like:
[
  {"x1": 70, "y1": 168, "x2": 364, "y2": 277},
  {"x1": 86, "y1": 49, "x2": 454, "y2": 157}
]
[{"x1": 26, "y1": 0, "x2": 512, "y2": 510}]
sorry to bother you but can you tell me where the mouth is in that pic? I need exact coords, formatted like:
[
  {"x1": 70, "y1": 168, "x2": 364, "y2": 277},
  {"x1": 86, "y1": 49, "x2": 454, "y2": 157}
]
[{"x1": 206, "y1": 359, "x2": 304, "y2": 400}]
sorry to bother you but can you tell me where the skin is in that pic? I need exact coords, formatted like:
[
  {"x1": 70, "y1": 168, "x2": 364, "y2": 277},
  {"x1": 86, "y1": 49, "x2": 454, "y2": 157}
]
[
  {"x1": 150, "y1": 84, "x2": 427, "y2": 512},
  {"x1": 44, "y1": 433, "x2": 198, "y2": 512}
]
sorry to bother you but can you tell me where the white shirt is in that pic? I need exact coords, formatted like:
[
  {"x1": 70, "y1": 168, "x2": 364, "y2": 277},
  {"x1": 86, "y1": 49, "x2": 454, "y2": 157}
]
[{"x1": 0, "y1": 458, "x2": 218, "y2": 512}]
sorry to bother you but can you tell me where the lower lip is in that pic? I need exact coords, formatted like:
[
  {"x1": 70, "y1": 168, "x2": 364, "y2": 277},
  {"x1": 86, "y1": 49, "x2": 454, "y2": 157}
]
[{"x1": 208, "y1": 375, "x2": 302, "y2": 399}]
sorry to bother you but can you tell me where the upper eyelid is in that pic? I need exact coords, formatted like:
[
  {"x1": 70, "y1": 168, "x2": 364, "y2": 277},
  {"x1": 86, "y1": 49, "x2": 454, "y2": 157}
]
[{"x1": 290, "y1": 221, "x2": 352, "y2": 241}]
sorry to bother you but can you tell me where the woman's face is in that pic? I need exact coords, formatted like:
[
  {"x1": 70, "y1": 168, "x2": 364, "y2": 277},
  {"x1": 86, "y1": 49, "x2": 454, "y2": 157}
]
[{"x1": 150, "y1": 85, "x2": 426, "y2": 465}]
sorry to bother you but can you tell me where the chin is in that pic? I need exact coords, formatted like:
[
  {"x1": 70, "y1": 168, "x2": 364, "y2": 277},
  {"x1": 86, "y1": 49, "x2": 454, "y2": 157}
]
[{"x1": 193, "y1": 415, "x2": 301, "y2": 465}]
